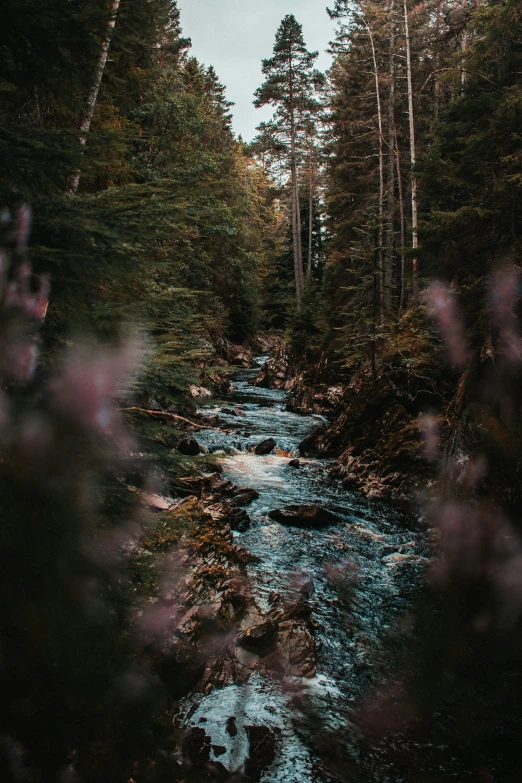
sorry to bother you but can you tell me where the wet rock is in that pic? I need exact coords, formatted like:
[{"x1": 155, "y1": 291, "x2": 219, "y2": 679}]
[
  {"x1": 298, "y1": 577, "x2": 315, "y2": 598},
  {"x1": 288, "y1": 458, "x2": 301, "y2": 468},
  {"x1": 273, "y1": 620, "x2": 317, "y2": 678},
  {"x1": 237, "y1": 619, "x2": 278, "y2": 655},
  {"x1": 298, "y1": 425, "x2": 326, "y2": 456},
  {"x1": 342, "y1": 474, "x2": 359, "y2": 490},
  {"x1": 226, "y1": 716, "x2": 238, "y2": 737},
  {"x1": 281, "y1": 601, "x2": 313, "y2": 622},
  {"x1": 254, "y1": 346, "x2": 293, "y2": 390},
  {"x1": 287, "y1": 384, "x2": 344, "y2": 416},
  {"x1": 227, "y1": 487, "x2": 260, "y2": 507},
  {"x1": 254, "y1": 437, "x2": 277, "y2": 455},
  {"x1": 182, "y1": 726, "x2": 211, "y2": 763},
  {"x1": 244, "y1": 725, "x2": 277, "y2": 781},
  {"x1": 231, "y1": 350, "x2": 255, "y2": 368},
  {"x1": 221, "y1": 407, "x2": 238, "y2": 416},
  {"x1": 268, "y1": 505, "x2": 342, "y2": 528},
  {"x1": 178, "y1": 437, "x2": 204, "y2": 456},
  {"x1": 212, "y1": 745, "x2": 226, "y2": 757},
  {"x1": 203, "y1": 476, "x2": 259, "y2": 507},
  {"x1": 226, "y1": 507, "x2": 251, "y2": 532}
]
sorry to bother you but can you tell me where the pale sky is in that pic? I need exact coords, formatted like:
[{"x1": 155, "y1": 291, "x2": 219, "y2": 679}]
[{"x1": 177, "y1": 0, "x2": 336, "y2": 141}]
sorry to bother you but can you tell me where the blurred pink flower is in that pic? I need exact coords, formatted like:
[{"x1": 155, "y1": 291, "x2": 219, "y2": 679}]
[{"x1": 426, "y1": 282, "x2": 468, "y2": 368}]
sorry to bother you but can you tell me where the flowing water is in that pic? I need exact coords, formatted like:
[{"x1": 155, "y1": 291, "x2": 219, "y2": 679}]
[{"x1": 179, "y1": 359, "x2": 429, "y2": 781}]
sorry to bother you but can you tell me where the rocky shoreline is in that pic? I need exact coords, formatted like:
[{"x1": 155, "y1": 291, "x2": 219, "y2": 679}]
[
  {"x1": 131, "y1": 471, "x2": 319, "y2": 781},
  {"x1": 250, "y1": 343, "x2": 443, "y2": 505}
]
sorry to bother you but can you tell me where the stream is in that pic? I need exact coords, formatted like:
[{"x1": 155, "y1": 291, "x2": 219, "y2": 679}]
[{"x1": 179, "y1": 358, "x2": 429, "y2": 781}]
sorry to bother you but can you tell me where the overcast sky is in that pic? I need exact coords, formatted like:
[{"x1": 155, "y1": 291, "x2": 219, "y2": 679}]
[{"x1": 177, "y1": 0, "x2": 336, "y2": 141}]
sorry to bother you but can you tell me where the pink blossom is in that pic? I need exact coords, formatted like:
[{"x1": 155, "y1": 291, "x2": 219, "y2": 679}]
[
  {"x1": 491, "y1": 266, "x2": 522, "y2": 365},
  {"x1": 418, "y1": 413, "x2": 439, "y2": 463},
  {"x1": 426, "y1": 282, "x2": 468, "y2": 368},
  {"x1": 50, "y1": 340, "x2": 141, "y2": 436}
]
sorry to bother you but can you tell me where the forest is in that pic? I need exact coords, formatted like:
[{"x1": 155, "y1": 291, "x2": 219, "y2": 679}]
[{"x1": 1, "y1": 0, "x2": 522, "y2": 781}]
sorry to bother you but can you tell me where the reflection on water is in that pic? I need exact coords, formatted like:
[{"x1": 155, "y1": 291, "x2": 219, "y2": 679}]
[{"x1": 182, "y1": 363, "x2": 427, "y2": 781}]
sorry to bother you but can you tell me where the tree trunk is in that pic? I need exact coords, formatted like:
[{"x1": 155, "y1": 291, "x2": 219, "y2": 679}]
[
  {"x1": 395, "y1": 128, "x2": 407, "y2": 314},
  {"x1": 66, "y1": 0, "x2": 121, "y2": 196},
  {"x1": 289, "y1": 59, "x2": 304, "y2": 306},
  {"x1": 403, "y1": 0, "x2": 419, "y2": 306},
  {"x1": 308, "y1": 153, "x2": 313, "y2": 277},
  {"x1": 365, "y1": 18, "x2": 384, "y2": 320},
  {"x1": 290, "y1": 56, "x2": 303, "y2": 310},
  {"x1": 385, "y1": 0, "x2": 396, "y2": 312}
]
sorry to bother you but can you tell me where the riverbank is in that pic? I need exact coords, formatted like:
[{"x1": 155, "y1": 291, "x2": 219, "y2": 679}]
[{"x1": 127, "y1": 358, "x2": 429, "y2": 782}]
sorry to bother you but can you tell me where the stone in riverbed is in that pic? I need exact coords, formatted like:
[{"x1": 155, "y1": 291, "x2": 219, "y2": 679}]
[
  {"x1": 178, "y1": 437, "x2": 203, "y2": 456},
  {"x1": 254, "y1": 437, "x2": 277, "y2": 455},
  {"x1": 268, "y1": 504, "x2": 342, "y2": 528},
  {"x1": 226, "y1": 507, "x2": 251, "y2": 532},
  {"x1": 288, "y1": 458, "x2": 301, "y2": 467},
  {"x1": 226, "y1": 716, "x2": 237, "y2": 737},
  {"x1": 227, "y1": 486, "x2": 260, "y2": 507},
  {"x1": 236, "y1": 619, "x2": 278, "y2": 655},
  {"x1": 244, "y1": 725, "x2": 277, "y2": 782}
]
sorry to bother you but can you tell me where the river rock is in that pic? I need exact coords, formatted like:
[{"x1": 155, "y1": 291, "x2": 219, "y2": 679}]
[
  {"x1": 254, "y1": 346, "x2": 292, "y2": 390},
  {"x1": 267, "y1": 620, "x2": 317, "y2": 678},
  {"x1": 288, "y1": 458, "x2": 301, "y2": 467},
  {"x1": 227, "y1": 486, "x2": 260, "y2": 507},
  {"x1": 178, "y1": 437, "x2": 204, "y2": 456},
  {"x1": 237, "y1": 619, "x2": 278, "y2": 655},
  {"x1": 226, "y1": 507, "x2": 251, "y2": 532},
  {"x1": 182, "y1": 726, "x2": 211, "y2": 763},
  {"x1": 231, "y1": 350, "x2": 255, "y2": 368},
  {"x1": 268, "y1": 505, "x2": 342, "y2": 528},
  {"x1": 280, "y1": 600, "x2": 313, "y2": 622},
  {"x1": 226, "y1": 716, "x2": 237, "y2": 737},
  {"x1": 244, "y1": 725, "x2": 277, "y2": 781},
  {"x1": 254, "y1": 437, "x2": 277, "y2": 455},
  {"x1": 298, "y1": 577, "x2": 315, "y2": 598}
]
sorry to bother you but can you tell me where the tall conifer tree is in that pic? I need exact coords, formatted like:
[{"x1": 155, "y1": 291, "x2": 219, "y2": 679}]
[{"x1": 253, "y1": 15, "x2": 323, "y2": 307}]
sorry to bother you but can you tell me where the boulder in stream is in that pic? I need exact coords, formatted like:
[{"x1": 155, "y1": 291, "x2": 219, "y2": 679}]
[
  {"x1": 226, "y1": 507, "x2": 251, "y2": 532},
  {"x1": 244, "y1": 725, "x2": 278, "y2": 782},
  {"x1": 254, "y1": 437, "x2": 277, "y2": 455},
  {"x1": 178, "y1": 437, "x2": 204, "y2": 456},
  {"x1": 268, "y1": 504, "x2": 342, "y2": 528},
  {"x1": 237, "y1": 619, "x2": 278, "y2": 655},
  {"x1": 226, "y1": 716, "x2": 237, "y2": 737}
]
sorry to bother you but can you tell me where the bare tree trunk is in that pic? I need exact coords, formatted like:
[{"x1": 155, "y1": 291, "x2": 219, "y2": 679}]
[
  {"x1": 66, "y1": 0, "x2": 121, "y2": 196},
  {"x1": 395, "y1": 128, "x2": 407, "y2": 314},
  {"x1": 460, "y1": 0, "x2": 468, "y2": 87},
  {"x1": 403, "y1": 0, "x2": 419, "y2": 306},
  {"x1": 307, "y1": 153, "x2": 313, "y2": 277},
  {"x1": 289, "y1": 61, "x2": 304, "y2": 306},
  {"x1": 365, "y1": 17, "x2": 384, "y2": 320},
  {"x1": 385, "y1": 0, "x2": 396, "y2": 312}
]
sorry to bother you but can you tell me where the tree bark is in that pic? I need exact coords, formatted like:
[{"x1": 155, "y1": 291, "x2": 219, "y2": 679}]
[
  {"x1": 307, "y1": 153, "x2": 313, "y2": 277},
  {"x1": 403, "y1": 0, "x2": 419, "y2": 306},
  {"x1": 66, "y1": 0, "x2": 121, "y2": 195},
  {"x1": 395, "y1": 128, "x2": 407, "y2": 314},
  {"x1": 289, "y1": 58, "x2": 304, "y2": 306},
  {"x1": 365, "y1": 17, "x2": 384, "y2": 320},
  {"x1": 385, "y1": 0, "x2": 396, "y2": 312}
]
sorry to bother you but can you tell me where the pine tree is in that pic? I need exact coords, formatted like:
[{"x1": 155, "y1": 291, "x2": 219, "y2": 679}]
[{"x1": 253, "y1": 14, "x2": 324, "y2": 307}]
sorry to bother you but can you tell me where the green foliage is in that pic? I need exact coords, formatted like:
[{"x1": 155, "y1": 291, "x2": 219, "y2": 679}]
[{"x1": 420, "y1": 0, "x2": 522, "y2": 285}]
